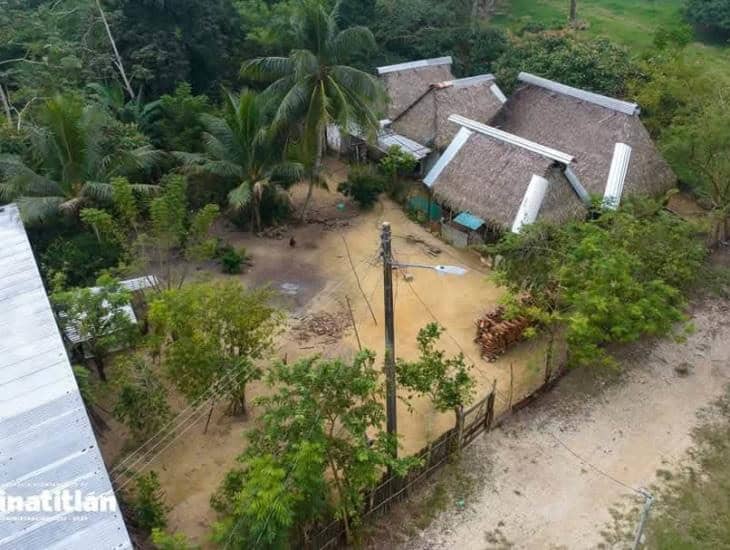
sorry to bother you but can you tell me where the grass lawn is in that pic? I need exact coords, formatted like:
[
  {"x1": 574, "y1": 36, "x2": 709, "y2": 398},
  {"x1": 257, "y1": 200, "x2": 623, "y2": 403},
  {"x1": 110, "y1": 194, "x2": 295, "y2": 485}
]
[{"x1": 489, "y1": 0, "x2": 730, "y2": 74}]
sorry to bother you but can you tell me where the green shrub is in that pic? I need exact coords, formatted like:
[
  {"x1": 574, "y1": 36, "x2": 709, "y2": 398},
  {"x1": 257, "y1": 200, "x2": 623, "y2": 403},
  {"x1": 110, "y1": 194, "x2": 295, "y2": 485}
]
[
  {"x1": 132, "y1": 471, "x2": 168, "y2": 533},
  {"x1": 338, "y1": 164, "x2": 386, "y2": 209},
  {"x1": 216, "y1": 242, "x2": 248, "y2": 274},
  {"x1": 40, "y1": 232, "x2": 123, "y2": 287}
]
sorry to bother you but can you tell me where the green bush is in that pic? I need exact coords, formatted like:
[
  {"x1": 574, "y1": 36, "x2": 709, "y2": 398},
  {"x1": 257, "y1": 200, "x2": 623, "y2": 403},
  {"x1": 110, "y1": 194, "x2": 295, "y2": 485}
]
[
  {"x1": 40, "y1": 232, "x2": 123, "y2": 287},
  {"x1": 338, "y1": 164, "x2": 386, "y2": 209},
  {"x1": 216, "y1": 242, "x2": 248, "y2": 274},
  {"x1": 132, "y1": 471, "x2": 168, "y2": 533}
]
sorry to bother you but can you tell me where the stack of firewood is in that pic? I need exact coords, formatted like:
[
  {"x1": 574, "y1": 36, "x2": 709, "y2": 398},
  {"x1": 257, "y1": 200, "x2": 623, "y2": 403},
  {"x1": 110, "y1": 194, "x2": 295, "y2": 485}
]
[{"x1": 475, "y1": 306, "x2": 532, "y2": 361}]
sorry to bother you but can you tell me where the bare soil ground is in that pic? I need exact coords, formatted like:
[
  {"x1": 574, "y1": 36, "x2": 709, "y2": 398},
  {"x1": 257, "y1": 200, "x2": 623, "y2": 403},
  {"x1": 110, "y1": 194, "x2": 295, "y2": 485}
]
[
  {"x1": 100, "y1": 158, "x2": 551, "y2": 545},
  {"x1": 382, "y1": 295, "x2": 730, "y2": 549}
]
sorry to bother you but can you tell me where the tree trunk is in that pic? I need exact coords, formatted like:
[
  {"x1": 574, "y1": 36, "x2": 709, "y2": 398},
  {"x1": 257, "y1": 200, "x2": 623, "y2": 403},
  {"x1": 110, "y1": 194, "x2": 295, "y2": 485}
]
[
  {"x1": 569, "y1": 0, "x2": 578, "y2": 23},
  {"x1": 95, "y1": 0, "x2": 135, "y2": 100},
  {"x1": 93, "y1": 354, "x2": 107, "y2": 382},
  {"x1": 0, "y1": 83, "x2": 12, "y2": 128},
  {"x1": 299, "y1": 126, "x2": 324, "y2": 223},
  {"x1": 544, "y1": 331, "x2": 555, "y2": 384}
]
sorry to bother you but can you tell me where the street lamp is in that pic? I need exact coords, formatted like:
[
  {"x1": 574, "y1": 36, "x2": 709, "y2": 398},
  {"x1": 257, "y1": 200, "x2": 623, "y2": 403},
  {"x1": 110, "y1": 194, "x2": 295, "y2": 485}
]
[{"x1": 380, "y1": 222, "x2": 467, "y2": 458}]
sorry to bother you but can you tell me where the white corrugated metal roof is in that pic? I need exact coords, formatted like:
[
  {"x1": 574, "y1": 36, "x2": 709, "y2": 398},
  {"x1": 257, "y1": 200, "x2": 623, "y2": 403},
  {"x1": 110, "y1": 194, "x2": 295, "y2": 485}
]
[
  {"x1": 376, "y1": 56, "x2": 453, "y2": 75},
  {"x1": 518, "y1": 72, "x2": 640, "y2": 116},
  {"x1": 424, "y1": 126, "x2": 473, "y2": 187},
  {"x1": 448, "y1": 114, "x2": 575, "y2": 165},
  {"x1": 0, "y1": 204, "x2": 132, "y2": 549},
  {"x1": 603, "y1": 143, "x2": 633, "y2": 209},
  {"x1": 60, "y1": 276, "x2": 157, "y2": 345},
  {"x1": 377, "y1": 131, "x2": 431, "y2": 160}
]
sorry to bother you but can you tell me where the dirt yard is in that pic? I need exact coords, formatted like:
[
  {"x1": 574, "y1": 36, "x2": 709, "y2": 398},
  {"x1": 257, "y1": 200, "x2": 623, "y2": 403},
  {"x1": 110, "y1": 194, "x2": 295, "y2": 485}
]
[
  {"x1": 100, "y1": 158, "x2": 552, "y2": 545},
  {"x1": 384, "y1": 296, "x2": 730, "y2": 549}
]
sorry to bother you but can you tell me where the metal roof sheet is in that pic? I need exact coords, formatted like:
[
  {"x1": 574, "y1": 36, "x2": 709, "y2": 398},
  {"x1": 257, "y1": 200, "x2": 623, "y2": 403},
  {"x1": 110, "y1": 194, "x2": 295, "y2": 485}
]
[
  {"x1": 0, "y1": 204, "x2": 132, "y2": 550},
  {"x1": 453, "y1": 212, "x2": 486, "y2": 230},
  {"x1": 376, "y1": 56, "x2": 453, "y2": 75},
  {"x1": 377, "y1": 131, "x2": 431, "y2": 160},
  {"x1": 424, "y1": 126, "x2": 473, "y2": 187},
  {"x1": 518, "y1": 72, "x2": 640, "y2": 116},
  {"x1": 448, "y1": 114, "x2": 576, "y2": 165}
]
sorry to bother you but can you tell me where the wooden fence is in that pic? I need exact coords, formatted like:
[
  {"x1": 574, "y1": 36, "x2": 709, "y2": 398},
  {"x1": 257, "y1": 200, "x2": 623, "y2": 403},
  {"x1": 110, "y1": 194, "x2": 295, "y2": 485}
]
[{"x1": 306, "y1": 366, "x2": 567, "y2": 549}]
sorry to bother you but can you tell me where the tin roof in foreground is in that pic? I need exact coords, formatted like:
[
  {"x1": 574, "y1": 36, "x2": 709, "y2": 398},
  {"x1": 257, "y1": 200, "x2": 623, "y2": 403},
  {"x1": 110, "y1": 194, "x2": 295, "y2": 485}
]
[{"x1": 0, "y1": 203, "x2": 131, "y2": 549}]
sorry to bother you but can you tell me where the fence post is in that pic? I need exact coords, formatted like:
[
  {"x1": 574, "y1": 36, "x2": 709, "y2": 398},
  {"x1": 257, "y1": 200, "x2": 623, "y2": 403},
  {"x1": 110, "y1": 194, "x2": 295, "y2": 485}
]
[
  {"x1": 456, "y1": 405, "x2": 465, "y2": 450},
  {"x1": 485, "y1": 379, "x2": 497, "y2": 431}
]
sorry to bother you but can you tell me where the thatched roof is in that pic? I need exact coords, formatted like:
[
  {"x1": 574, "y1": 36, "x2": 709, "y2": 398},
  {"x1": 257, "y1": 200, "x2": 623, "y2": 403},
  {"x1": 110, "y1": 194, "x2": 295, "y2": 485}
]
[
  {"x1": 391, "y1": 75, "x2": 507, "y2": 151},
  {"x1": 378, "y1": 57, "x2": 454, "y2": 120},
  {"x1": 426, "y1": 120, "x2": 586, "y2": 229},
  {"x1": 489, "y1": 77, "x2": 676, "y2": 200}
]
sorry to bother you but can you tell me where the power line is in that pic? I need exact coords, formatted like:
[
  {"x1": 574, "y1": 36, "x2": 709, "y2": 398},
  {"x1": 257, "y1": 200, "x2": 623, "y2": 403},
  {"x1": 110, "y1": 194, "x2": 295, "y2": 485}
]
[
  {"x1": 396, "y1": 261, "x2": 509, "y2": 405},
  {"x1": 548, "y1": 432, "x2": 644, "y2": 496}
]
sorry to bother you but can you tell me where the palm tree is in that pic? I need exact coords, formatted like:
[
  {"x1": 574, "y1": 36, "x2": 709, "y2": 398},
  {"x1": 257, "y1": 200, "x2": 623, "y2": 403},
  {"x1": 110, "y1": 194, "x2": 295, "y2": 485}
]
[
  {"x1": 0, "y1": 94, "x2": 159, "y2": 224},
  {"x1": 174, "y1": 90, "x2": 301, "y2": 232},
  {"x1": 241, "y1": 0, "x2": 385, "y2": 221}
]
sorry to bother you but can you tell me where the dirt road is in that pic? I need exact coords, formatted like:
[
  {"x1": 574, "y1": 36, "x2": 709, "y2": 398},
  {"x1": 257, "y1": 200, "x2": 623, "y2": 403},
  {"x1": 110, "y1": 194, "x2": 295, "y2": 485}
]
[{"x1": 397, "y1": 298, "x2": 730, "y2": 549}]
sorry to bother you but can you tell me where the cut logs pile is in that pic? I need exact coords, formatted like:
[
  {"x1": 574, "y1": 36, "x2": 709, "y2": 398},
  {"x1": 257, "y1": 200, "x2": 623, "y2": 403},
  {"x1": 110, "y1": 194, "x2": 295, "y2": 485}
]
[{"x1": 475, "y1": 306, "x2": 532, "y2": 361}]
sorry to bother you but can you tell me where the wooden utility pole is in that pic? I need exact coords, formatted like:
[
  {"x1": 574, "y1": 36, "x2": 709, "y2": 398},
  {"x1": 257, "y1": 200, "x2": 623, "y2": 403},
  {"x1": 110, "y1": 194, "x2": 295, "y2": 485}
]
[
  {"x1": 569, "y1": 0, "x2": 578, "y2": 24},
  {"x1": 381, "y1": 222, "x2": 397, "y2": 457}
]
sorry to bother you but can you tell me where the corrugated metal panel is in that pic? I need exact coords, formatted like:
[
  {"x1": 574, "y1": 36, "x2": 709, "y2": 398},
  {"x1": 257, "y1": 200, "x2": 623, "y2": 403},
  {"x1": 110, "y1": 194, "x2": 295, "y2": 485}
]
[
  {"x1": 448, "y1": 114, "x2": 575, "y2": 165},
  {"x1": 490, "y1": 83, "x2": 507, "y2": 104},
  {"x1": 453, "y1": 212, "x2": 486, "y2": 230},
  {"x1": 603, "y1": 142, "x2": 632, "y2": 209},
  {"x1": 118, "y1": 276, "x2": 157, "y2": 292},
  {"x1": 377, "y1": 132, "x2": 431, "y2": 160},
  {"x1": 377, "y1": 56, "x2": 453, "y2": 75},
  {"x1": 0, "y1": 204, "x2": 132, "y2": 550},
  {"x1": 511, "y1": 175, "x2": 550, "y2": 233},
  {"x1": 423, "y1": 126, "x2": 473, "y2": 187},
  {"x1": 518, "y1": 72, "x2": 640, "y2": 116},
  {"x1": 448, "y1": 74, "x2": 495, "y2": 88}
]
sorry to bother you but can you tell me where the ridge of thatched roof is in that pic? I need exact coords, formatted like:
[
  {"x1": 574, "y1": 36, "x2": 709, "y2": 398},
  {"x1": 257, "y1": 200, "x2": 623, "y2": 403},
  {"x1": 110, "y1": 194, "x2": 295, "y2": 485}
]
[
  {"x1": 425, "y1": 119, "x2": 586, "y2": 229},
  {"x1": 378, "y1": 57, "x2": 455, "y2": 120},
  {"x1": 518, "y1": 72, "x2": 640, "y2": 115},
  {"x1": 490, "y1": 84, "x2": 676, "y2": 199},
  {"x1": 390, "y1": 75, "x2": 507, "y2": 150}
]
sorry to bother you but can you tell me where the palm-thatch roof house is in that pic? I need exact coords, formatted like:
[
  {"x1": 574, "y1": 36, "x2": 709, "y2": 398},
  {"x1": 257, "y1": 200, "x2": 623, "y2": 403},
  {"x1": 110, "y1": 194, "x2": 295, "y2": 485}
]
[
  {"x1": 424, "y1": 73, "x2": 676, "y2": 243},
  {"x1": 490, "y1": 73, "x2": 675, "y2": 201},
  {"x1": 425, "y1": 115, "x2": 587, "y2": 240},
  {"x1": 326, "y1": 57, "x2": 507, "y2": 170},
  {"x1": 377, "y1": 57, "x2": 507, "y2": 151}
]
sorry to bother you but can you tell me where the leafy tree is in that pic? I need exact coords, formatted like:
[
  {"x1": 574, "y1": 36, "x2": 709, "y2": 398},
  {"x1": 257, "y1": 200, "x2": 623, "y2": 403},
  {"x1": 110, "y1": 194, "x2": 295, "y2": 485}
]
[
  {"x1": 396, "y1": 323, "x2": 475, "y2": 430},
  {"x1": 112, "y1": 354, "x2": 171, "y2": 443},
  {"x1": 242, "y1": 0, "x2": 385, "y2": 221},
  {"x1": 662, "y1": 95, "x2": 730, "y2": 242},
  {"x1": 684, "y1": 0, "x2": 730, "y2": 38},
  {"x1": 130, "y1": 175, "x2": 219, "y2": 291},
  {"x1": 0, "y1": 94, "x2": 159, "y2": 224},
  {"x1": 40, "y1": 230, "x2": 124, "y2": 287},
  {"x1": 214, "y1": 351, "x2": 417, "y2": 545},
  {"x1": 488, "y1": 200, "x2": 706, "y2": 368},
  {"x1": 140, "y1": 83, "x2": 210, "y2": 152},
  {"x1": 148, "y1": 280, "x2": 281, "y2": 415},
  {"x1": 0, "y1": 1, "x2": 117, "y2": 120},
  {"x1": 131, "y1": 471, "x2": 168, "y2": 533},
  {"x1": 108, "y1": 0, "x2": 246, "y2": 97},
  {"x1": 174, "y1": 90, "x2": 300, "y2": 231},
  {"x1": 211, "y1": 444, "x2": 327, "y2": 549},
  {"x1": 52, "y1": 274, "x2": 138, "y2": 381},
  {"x1": 493, "y1": 32, "x2": 638, "y2": 96}
]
